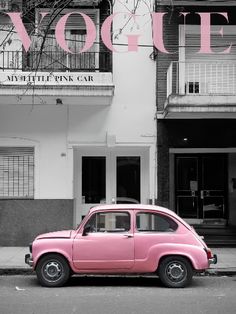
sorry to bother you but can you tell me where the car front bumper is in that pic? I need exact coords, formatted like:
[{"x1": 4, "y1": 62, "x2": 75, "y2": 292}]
[{"x1": 25, "y1": 253, "x2": 33, "y2": 267}]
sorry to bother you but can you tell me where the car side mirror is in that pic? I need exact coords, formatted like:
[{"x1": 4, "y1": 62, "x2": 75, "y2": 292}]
[{"x1": 82, "y1": 225, "x2": 91, "y2": 236}]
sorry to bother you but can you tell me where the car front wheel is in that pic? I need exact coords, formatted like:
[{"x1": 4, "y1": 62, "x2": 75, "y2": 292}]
[
  {"x1": 36, "y1": 254, "x2": 70, "y2": 287},
  {"x1": 158, "y1": 256, "x2": 193, "y2": 288}
]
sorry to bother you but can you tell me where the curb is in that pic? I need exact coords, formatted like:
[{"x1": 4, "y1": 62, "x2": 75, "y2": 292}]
[
  {"x1": 205, "y1": 269, "x2": 236, "y2": 277},
  {"x1": 0, "y1": 268, "x2": 33, "y2": 275}
]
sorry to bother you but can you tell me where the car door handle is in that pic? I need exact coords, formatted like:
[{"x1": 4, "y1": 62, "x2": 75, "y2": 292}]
[
  {"x1": 123, "y1": 234, "x2": 133, "y2": 238},
  {"x1": 200, "y1": 190, "x2": 204, "y2": 199}
]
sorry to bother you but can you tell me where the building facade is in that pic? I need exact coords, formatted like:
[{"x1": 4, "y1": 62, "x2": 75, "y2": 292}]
[
  {"x1": 0, "y1": 0, "x2": 156, "y2": 245},
  {"x1": 156, "y1": 0, "x2": 236, "y2": 229}
]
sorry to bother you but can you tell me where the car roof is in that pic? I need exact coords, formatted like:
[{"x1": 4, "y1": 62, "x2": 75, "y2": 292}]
[
  {"x1": 90, "y1": 204, "x2": 174, "y2": 216},
  {"x1": 88, "y1": 204, "x2": 191, "y2": 230}
]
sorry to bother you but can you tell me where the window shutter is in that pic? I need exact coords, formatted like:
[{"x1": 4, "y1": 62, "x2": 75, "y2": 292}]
[
  {"x1": 184, "y1": 27, "x2": 236, "y2": 94},
  {"x1": 37, "y1": 9, "x2": 99, "y2": 30},
  {"x1": 0, "y1": 147, "x2": 34, "y2": 198},
  {"x1": 185, "y1": 33, "x2": 236, "y2": 62}
]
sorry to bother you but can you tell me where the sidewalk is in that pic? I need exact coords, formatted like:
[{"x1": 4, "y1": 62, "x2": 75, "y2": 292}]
[
  {"x1": 0, "y1": 247, "x2": 235, "y2": 275},
  {"x1": 0, "y1": 247, "x2": 32, "y2": 275}
]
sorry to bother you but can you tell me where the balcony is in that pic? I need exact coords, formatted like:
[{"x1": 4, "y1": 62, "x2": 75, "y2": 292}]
[
  {"x1": 0, "y1": 50, "x2": 114, "y2": 106},
  {"x1": 164, "y1": 61, "x2": 236, "y2": 118},
  {"x1": 0, "y1": 50, "x2": 112, "y2": 72}
]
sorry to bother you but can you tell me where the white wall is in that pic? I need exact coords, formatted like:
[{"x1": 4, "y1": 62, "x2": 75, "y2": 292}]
[
  {"x1": 0, "y1": 0, "x2": 156, "y2": 200},
  {"x1": 69, "y1": 1, "x2": 156, "y2": 144},
  {"x1": 0, "y1": 105, "x2": 70, "y2": 199}
]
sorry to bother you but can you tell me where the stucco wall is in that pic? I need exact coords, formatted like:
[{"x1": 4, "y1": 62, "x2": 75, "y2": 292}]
[
  {"x1": 0, "y1": 1, "x2": 156, "y2": 200},
  {"x1": 0, "y1": 106, "x2": 71, "y2": 199},
  {"x1": 0, "y1": 199, "x2": 73, "y2": 246},
  {"x1": 0, "y1": 1, "x2": 156, "y2": 245}
]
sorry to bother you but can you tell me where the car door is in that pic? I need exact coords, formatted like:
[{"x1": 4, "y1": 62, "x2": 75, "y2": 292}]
[
  {"x1": 134, "y1": 210, "x2": 179, "y2": 269},
  {"x1": 72, "y1": 211, "x2": 134, "y2": 270}
]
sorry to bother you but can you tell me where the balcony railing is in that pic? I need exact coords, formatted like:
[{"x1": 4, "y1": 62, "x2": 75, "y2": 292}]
[
  {"x1": 0, "y1": 50, "x2": 112, "y2": 72},
  {"x1": 167, "y1": 61, "x2": 236, "y2": 98}
]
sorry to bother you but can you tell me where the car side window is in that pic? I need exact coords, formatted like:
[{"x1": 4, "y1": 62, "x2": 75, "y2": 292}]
[
  {"x1": 85, "y1": 211, "x2": 130, "y2": 233},
  {"x1": 136, "y1": 212, "x2": 178, "y2": 232}
]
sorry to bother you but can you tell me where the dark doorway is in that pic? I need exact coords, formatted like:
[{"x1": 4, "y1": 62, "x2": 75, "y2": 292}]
[{"x1": 175, "y1": 154, "x2": 227, "y2": 220}]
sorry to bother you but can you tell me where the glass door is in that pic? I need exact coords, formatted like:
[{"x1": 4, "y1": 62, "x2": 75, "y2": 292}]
[
  {"x1": 175, "y1": 154, "x2": 227, "y2": 220},
  {"x1": 116, "y1": 156, "x2": 140, "y2": 204},
  {"x1": 82, "y1": 156, "x2": 106, "y2": 205},
  {"x1": 202, "y1": 156, "x2": 226, "y2": 219},
  {"x1": 75, "y1": 149, "x2": 109, "y2": 220},
  {"x1": 74, "y1": 148, "x2": 148, "y2": 224},
  {"x1": 176, "y1": 156, "x2": 199, "y2": 219}
]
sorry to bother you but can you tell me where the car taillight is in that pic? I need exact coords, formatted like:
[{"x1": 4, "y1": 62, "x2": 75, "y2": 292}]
[{"x1": 204, "y1": 248, "x2": 213, "y2": 259}]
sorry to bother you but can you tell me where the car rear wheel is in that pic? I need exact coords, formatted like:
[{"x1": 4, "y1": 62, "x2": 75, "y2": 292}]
[
  {"x1": 36, "y1": 254, "x2": 70, "y2": 287},
  {"x1": 158, "y1": 256, "x2": 193, "y2": 288}
]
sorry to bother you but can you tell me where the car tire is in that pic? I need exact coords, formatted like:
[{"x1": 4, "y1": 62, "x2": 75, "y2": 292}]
[
  {"x1": 158, "y1": 256, "x2": 193, "y2": 288},
  {"x1": 36, "y1": 254, "x2": 70, "y2": 287}
]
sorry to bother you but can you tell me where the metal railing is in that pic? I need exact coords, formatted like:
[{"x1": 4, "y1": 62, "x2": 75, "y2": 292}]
[
  {"x1": 167, "y1": 61, "x2": 236, "y2": 97},
  {"x1": 0, "y1": 50, "x2": 112, "y2": 72}
]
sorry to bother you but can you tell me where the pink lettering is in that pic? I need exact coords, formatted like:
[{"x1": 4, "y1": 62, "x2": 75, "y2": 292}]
[
  {"x1": 4, "y1": 11, "x2": 234, "y2": 55},
  {"x1": 197, "y1": 12, "x2": 232, "y2": 54},
  {"x1": 152, "y1": 12, "x2": 170, "y2": 54},
  {"x1": 6, "y1": 12, "x2": 32, "y2": 52},
  {"x1": 101, "y1": 13, "x2": 140, "y2": 52},
  {"x1": 55, "y1": 12, "x2": 96, "y2": 53}
]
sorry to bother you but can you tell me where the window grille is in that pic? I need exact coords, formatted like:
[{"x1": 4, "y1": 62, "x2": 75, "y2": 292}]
[{"x1": 0, "y1": 147, "x2": 34, "y2": 198}]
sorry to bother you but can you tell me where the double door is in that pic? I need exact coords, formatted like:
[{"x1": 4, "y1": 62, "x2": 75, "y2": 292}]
[
  {"x1": 175, "y1": 154, "x2": 227, "y2": 220},
  {"x1": 74, "y1": 147, "x2": 149, "y2": 222}
]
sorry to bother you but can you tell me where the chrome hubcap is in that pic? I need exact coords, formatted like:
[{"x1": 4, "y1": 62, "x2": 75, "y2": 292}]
[
  {"x1": 43, "y1": 261, "x2": 62, "y2": 282},
  {"x1": 166, "y1": 262, "x2": 186, "y2": 282}
]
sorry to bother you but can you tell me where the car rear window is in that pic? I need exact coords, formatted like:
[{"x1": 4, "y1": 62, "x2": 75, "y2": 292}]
[{"x1": 136, "y1": 212, "x2": 178, "y2": 232}]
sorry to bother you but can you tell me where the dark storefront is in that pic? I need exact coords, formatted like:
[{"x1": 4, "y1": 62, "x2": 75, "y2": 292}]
[{"x1": 157, "y1": 119, "x2": 236, "y2": 227}]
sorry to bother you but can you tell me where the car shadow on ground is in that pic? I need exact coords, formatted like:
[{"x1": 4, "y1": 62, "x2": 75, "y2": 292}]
[
  {"x1": 28, "y1": 274, "x2": 203, "y2": 288},
  {"x1": 26, "y1": 275, "x2": 163, "y2": 288},
  {"x1": 68, "y1": 275, "x2": 203, "y2": 288},
  {"x1": 67, "y1": 275, "x2": 162, "y2": 287}
]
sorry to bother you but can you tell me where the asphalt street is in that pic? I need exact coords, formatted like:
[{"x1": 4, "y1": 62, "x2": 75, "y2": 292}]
[{"x1": 0, "y1": 275, "x2": 236, "y2": 314}]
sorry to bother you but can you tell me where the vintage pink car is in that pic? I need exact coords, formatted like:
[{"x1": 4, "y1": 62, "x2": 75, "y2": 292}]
[{"x1": 25, "y1": 204, "x2": 217, "y2": 288}]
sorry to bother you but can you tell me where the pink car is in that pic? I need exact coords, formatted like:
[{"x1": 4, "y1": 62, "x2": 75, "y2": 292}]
[{"x1": 25, "y1": 205, "x2": 217, "y2": 288}]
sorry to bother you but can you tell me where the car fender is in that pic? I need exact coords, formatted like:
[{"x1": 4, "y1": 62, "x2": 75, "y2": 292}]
[
  {"x1": 148, "y1": 243, "x2": 208, "y2": 271},
  {"x1": 33, "y1": 239, "x2": 73, "y2": 269}
]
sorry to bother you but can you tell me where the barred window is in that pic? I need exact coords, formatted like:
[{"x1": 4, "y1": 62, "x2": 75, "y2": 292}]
[{"x1": 0, "y1": 147, "x2": 34, "y2": 199}]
